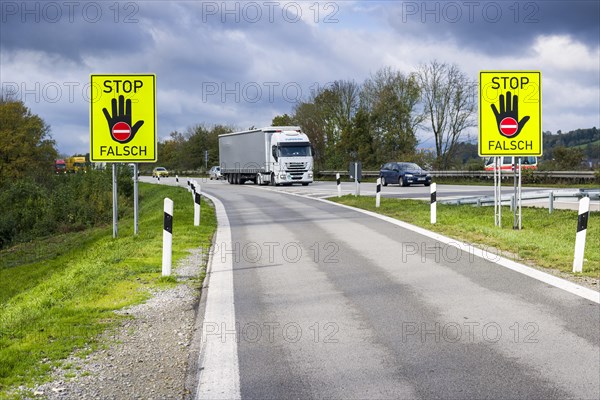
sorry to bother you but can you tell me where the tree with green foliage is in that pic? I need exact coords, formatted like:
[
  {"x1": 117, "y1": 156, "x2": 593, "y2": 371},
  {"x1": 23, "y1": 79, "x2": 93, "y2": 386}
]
[
  {"x1": 552, "y1": 146, "x2": 585, "y2": 170},
  {"x1": 0, "y1": 98, "x2": 57, "y2": 184},
  {"x1": 272, "y1": 114, "x2": 295, "y2": 126},
  {"x1": 361, "y1": 68, "x2": 422, "y2": 164}
]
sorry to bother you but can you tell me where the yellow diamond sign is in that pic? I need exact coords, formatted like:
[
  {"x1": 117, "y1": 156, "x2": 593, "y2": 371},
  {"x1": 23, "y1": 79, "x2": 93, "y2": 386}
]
[
  {"x1": 479, "y1": 71, "x2": 542, "y2": 156},
  {"x1": 90, "y1": 74, "x2": 156, "y2": 162}
]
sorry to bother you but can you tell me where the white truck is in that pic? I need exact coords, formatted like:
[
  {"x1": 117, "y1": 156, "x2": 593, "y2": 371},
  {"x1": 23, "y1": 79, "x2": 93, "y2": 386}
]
[{"x1": 219, "y1": 126, "x2": 313, "y2": 186}]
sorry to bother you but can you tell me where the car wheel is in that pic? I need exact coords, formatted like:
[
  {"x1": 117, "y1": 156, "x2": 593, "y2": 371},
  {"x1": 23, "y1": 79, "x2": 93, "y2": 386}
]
[
  {"x1": 399, "y1": 177, "x2": 404, "y2": 187},
  {"x1": 424, "y1": 182, "x2": 431, "y2": 187},
  {"x1": 381, "y1": 176, "x2": 388, "y2": 186}
]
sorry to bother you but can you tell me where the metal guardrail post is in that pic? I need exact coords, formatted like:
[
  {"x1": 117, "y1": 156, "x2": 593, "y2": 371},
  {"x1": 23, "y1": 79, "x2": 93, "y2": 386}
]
[{"x1": 549, "y1": 191, "x2": 554, "y2": 214}]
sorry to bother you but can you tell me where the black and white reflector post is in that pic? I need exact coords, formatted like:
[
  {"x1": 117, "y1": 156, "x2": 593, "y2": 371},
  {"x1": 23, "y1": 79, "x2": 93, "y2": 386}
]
[
  {"x1": 336, "y1": 173, "x2": 341, "y2": 198},
  {"x1": 573, "y1": 197, "x2": 590, "y2": 273},
  {"x1": 194, "y1": 183, "x2": 201, "y2": 227},
  {"x1": 162, "y1": 198, "x2": 173, "y2": 276},
  {"x1": 430, "y1": 183, "x2": 437, "y2": 224},
  {"x1": 376, "y1": 177, "x2": 381, "y2": 208},
  {"x1": 176, "y1": 174, "x2": 179, "y2": 184}
]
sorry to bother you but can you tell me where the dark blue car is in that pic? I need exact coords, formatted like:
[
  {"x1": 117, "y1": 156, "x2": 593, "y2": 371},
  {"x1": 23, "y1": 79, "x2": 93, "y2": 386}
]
[{"x1": 380, "y1": 162, "x2": 432, "y2": 187}]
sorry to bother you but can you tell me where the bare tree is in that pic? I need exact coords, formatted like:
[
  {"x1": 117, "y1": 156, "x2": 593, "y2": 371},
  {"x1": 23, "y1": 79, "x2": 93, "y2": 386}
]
[{"x1": 417, "y1": 61, "x2": 477, "y2": 169}]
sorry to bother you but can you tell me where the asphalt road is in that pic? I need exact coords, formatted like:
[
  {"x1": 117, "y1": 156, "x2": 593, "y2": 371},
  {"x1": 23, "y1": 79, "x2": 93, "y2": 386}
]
[{"x1": 142, "y1": 177, "x2": 599, "y2": 399}]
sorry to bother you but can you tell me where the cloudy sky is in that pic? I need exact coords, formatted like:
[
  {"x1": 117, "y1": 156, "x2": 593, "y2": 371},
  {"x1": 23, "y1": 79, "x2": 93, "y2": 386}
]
[{"x1": 1, "y1": 0, "x2": 599, "y2": 156}]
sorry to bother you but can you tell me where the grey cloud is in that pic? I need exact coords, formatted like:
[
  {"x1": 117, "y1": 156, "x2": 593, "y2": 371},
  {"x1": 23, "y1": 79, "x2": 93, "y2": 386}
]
[{"x1": 387, "y1": 1, "x2": 599, "y2": 56}]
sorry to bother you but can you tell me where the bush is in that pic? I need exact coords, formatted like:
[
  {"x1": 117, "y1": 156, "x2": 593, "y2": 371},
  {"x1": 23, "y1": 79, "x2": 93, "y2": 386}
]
[{"x1": 0, "y1": 168, "x2": 134, "y2": 249}]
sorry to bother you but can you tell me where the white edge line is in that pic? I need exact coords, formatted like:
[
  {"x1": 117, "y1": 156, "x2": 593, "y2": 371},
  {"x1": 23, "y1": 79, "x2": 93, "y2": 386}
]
[
  {"x1": 251, "y1": 186, "x2": 600, "y2": 304},
  {"x1": 195, "y1": 192, "x2": 241, "y2": 400}
]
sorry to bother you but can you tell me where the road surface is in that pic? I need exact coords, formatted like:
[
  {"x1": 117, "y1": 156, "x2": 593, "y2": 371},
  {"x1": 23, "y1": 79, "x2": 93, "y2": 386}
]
[{"x1": 142, "y1": 177, "x2": 599, "y2": 399}]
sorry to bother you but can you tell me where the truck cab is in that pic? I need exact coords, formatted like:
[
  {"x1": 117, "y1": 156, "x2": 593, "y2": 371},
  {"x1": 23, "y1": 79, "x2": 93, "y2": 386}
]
[{"x1": 269, "y1": 129, "x2": 313, "y2": 186}]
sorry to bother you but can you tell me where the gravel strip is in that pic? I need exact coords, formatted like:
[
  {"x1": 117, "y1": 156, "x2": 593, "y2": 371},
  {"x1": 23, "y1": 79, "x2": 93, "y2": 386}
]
[{"x1": 20, "y1": 249, "x2": 206, "y2": 400}]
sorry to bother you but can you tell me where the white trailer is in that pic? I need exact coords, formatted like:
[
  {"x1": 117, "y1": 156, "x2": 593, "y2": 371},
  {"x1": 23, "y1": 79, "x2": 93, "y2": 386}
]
[{"x1": 219, "y1": 126, "x2": 313, "y2": 186}]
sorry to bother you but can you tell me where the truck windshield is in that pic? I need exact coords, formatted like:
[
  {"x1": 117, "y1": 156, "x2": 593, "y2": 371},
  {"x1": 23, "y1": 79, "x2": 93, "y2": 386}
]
[{"x1": 279, "y1": 144, "x2": 311, "y2": 157}]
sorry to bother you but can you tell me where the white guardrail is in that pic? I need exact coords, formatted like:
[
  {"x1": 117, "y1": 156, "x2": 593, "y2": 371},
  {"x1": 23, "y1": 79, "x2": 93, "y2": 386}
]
[{"x1": 441, "y1": 189, "x2": 600, "y2": 213}]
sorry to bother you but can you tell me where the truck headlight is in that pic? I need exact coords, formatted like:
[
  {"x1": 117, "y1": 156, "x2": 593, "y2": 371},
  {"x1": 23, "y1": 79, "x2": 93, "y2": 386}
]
[
  {"x1": 308, "y1": 173, "x2": 313, "y2": 178},
  {"x1": 280, "y1": 174, "x2": 287, "y2": 179}
]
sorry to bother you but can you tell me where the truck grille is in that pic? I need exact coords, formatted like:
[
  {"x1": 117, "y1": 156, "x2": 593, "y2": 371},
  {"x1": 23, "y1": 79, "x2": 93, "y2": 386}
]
[{"x1": 286, "y1": 162, "x2": 306, "y2": 171}]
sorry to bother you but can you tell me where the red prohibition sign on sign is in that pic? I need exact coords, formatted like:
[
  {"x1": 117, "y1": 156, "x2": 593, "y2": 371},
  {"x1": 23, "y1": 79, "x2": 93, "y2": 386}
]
[
  {"x1": 112, "y1": 121, "x2": 132, "y2": 142},
  {"x1": 499, "y1": 117, "x2": 518, "y2": 137}
]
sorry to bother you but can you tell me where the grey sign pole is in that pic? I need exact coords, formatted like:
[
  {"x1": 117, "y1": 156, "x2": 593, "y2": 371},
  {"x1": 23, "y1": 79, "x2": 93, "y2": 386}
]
[
  {"x1": 112, "y1": 163, "x2": 118, "y2": 238},
  {"x1": 513, "y1": 156, "x2": 518, "y2": 229},
  {"x1": 355, "y1": 163, "x2": 359, "y2": 196},
  {"x1": 133, "y1": 163, "x2": 139, "y2": 235}
]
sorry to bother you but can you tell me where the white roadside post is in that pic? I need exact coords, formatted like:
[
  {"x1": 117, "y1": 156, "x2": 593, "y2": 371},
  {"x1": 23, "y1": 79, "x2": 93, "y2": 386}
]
[
  {"x1": 336, "y1": 173, "x2": 341, "y2": 198},
  {"x1": 573, "y1": 197, "x2": 590, "y2": 273},
  {"x1": 376, "y1": 177, "x2": 381, "y2": 208},
  {"x1": 194, "y1": 183, "x2": 201, "y2": 227},
  {"x1": 430, "y1": 183, "x2": 437, "y2": 224},
  {"x1": 176, "y1": 174, "x2": 179, "y2": 184},
  {"x1": 162, "y1": 198, "x2": 173, "y2": 276}
]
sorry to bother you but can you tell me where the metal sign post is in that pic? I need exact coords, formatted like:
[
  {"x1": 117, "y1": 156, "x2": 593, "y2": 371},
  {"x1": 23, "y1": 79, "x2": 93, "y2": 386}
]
[
  {"x1": 112, "y1": 163, "x2": 118, "y2": 238},
  {"x1": 494, "y1": 157, "x2": 502, "y2": 227},
  {"x1": 513, "y1": 157, "x2": 518, "y2": 228},
  {"x1": 355, "y1": 163, "x2": 359, "y2": 196},
  {"x1": 133, "y1": 163, "x2": 139, "y2": 235},
  {"x1": 518, "y1": 157, "x2": 522, "y2": 230}
]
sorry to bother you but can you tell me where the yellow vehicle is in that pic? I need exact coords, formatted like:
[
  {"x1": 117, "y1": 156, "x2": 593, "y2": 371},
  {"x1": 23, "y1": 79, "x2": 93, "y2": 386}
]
[
  {"x1": 66, "y1": 156, "x2": 87, "y2": 173},
  {"x1": 152, "y1": 167, "x2": 169, "y2": 177}
]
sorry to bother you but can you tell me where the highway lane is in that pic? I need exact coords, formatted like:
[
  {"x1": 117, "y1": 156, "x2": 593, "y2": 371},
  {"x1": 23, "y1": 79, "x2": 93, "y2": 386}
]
[{"x1": 176, "y1": 179, "x2": 599, "y2": 400}]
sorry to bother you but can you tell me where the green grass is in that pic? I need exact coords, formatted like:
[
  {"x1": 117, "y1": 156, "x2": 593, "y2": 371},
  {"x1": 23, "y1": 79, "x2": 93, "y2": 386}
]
[
  {"x1": 331, "y1": 195, "x2": 599, "y2": 277},
  {"x1": 0, "y1": 183, "x2": 216, "y2": 397}
]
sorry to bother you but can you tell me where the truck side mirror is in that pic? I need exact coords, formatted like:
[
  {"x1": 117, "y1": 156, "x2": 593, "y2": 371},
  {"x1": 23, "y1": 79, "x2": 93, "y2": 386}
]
[{"x1": 271, "y1": 145, "x2": 278, "y2": 161}]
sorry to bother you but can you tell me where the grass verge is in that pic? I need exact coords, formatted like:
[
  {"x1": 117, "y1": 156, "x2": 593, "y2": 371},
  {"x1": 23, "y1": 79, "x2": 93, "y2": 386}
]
[
  {"x1": 0, "y1": 183, "x2": 216, "y2": 397},
  {"x1": 331, "y1": 195, "x2": 599, "y2": 277}
]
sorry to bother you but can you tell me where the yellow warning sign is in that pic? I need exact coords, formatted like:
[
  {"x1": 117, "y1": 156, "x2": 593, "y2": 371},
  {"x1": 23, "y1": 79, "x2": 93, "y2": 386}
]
[
  {"x1": 90, "y1": 74, "x2": 156, "y2": 162},
  {"x1": 479, "y1": 71, "x2": 541, "y2": 156}
]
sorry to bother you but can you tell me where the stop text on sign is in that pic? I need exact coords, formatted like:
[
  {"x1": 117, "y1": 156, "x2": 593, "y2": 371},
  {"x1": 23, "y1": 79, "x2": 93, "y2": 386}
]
[{"x1": 103, "y1": 80, "x2": 144, "y2": 94}]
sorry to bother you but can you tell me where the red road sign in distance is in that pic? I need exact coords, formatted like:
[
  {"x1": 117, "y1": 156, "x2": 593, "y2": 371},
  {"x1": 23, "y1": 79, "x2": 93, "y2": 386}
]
[
  {"x1": 500, "y1": 117, "x2": 518, "y2": 137},
  {"x1": 112, "y1": 121, "x2": 131, "y2": 142}
]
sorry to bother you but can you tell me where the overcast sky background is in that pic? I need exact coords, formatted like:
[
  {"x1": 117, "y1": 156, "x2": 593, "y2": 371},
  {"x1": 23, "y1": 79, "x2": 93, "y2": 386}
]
[{"x1": 1, "y1": 0, "x2": 599, "y2": 156}]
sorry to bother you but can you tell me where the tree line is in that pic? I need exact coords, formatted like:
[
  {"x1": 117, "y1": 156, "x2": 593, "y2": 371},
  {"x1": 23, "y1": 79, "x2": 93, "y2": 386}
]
[
  {"x1": 273, "y1": 61, "x2": 477, "y2": 170},
  {"x1": 155, "y1": 61, "x2": 477, "y2": 172}
]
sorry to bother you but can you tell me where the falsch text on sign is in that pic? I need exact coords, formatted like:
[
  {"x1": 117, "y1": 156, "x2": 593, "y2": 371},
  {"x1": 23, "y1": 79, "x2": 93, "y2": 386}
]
[
  {"x1": 487, "y1": 140, "x2": 533, "y2": 151},
  {"x1": 100, "y1": 145, "x2": 147, "y2": 157}
]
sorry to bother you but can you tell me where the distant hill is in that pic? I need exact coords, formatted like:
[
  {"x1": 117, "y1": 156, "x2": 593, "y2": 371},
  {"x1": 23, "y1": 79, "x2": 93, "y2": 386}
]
[{"x1": 542, "y1": 128, "x2": 599, "y2": 161}]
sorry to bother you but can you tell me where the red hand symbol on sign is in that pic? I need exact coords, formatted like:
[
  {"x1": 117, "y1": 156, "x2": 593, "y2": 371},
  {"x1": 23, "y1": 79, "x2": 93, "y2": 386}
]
[
  {"x1": 490, "y1": 91, "x2": 530, "y2": 138},
  {"x1": 102, "y1": 95, "x2": 144, "y2": 144}
]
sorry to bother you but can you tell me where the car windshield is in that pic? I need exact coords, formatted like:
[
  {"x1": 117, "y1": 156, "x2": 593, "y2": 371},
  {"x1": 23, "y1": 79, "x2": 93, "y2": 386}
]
[
  {"x1": 400, "y1": 163, "x2": 421, "y2": 171},
  {"x1": 156, "y1": 168, "x2": 166, "y2": 171},
  {"x1": 279, "y1": 143, "x2": 312, "y2": 157}
]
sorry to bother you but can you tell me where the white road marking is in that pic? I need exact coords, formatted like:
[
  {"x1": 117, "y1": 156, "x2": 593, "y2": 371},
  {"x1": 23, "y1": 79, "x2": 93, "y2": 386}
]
[{"x1": 195, "y1": 193, "x2": 241, "y2": 400}]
